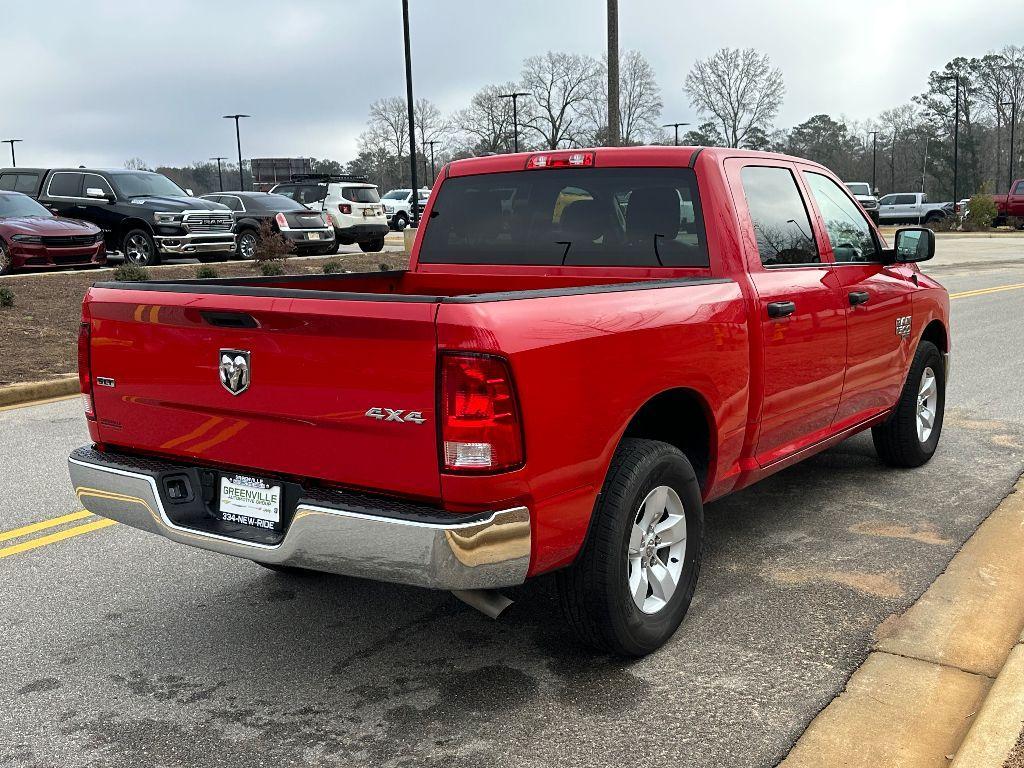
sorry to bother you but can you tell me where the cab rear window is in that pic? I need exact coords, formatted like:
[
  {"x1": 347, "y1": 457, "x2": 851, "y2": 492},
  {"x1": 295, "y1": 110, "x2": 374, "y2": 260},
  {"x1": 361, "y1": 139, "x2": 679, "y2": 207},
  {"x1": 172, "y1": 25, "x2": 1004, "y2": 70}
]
[{"x1": 417, "y1": 167, "x2": 708, "y2": 268}]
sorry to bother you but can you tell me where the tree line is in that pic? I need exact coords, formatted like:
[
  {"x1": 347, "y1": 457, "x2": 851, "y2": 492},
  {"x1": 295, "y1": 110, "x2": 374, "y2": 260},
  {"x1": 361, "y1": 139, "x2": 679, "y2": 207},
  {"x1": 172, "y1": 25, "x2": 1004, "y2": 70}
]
[{"x1": 145, "y1": 44, "x2": 1024, "y2": 201}]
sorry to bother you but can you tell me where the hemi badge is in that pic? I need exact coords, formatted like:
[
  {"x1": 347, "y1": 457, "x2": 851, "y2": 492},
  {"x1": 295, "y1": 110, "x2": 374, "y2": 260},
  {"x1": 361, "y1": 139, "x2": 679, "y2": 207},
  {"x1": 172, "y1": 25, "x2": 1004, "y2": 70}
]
[{"x1": 96, "y1": 377, "x2": 116, "y2": 387}]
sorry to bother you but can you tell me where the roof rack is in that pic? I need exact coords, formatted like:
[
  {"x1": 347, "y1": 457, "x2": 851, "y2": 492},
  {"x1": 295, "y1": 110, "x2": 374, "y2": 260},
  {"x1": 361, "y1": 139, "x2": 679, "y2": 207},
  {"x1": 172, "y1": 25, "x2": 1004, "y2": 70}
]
[{"x1": 287, "y1": 173, "x2": 369, "y2": 183}]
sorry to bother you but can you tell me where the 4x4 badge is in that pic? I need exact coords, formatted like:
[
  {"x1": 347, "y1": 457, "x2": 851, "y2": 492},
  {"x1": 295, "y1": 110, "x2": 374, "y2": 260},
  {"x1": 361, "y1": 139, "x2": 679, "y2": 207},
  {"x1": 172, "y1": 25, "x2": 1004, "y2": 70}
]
[{"x1": 219, "y1": 349, "x2": 250, "y2": 395}]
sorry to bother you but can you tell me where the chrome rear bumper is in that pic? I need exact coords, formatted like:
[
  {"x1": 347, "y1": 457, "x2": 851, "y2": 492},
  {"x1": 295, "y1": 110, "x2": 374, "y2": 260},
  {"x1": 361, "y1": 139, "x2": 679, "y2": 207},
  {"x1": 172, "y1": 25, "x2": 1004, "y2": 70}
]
[{"x1": 68, "y1": 446, "x2": 531, "y2": 590}]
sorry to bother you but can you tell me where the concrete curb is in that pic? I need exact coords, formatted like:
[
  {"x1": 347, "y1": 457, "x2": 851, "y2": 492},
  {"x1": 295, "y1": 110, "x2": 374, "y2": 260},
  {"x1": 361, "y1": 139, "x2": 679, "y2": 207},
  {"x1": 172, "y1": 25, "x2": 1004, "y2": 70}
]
[
  {"x1": 0, "y1": 375, "x2": 79, "y2": 408},
  {"x1": 780, "y1": 479, "x2": 1024, "y2": 768}
]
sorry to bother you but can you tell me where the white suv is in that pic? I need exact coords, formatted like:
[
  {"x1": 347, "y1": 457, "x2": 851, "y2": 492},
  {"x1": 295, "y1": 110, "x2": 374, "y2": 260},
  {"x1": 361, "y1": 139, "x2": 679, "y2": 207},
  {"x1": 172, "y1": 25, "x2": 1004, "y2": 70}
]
[
  {"x1": 381, "y1": 187, "x2": 431, "y2": 230},
  {"x1": 270, "y1": 175, "x2": 389, "y2": 252}
]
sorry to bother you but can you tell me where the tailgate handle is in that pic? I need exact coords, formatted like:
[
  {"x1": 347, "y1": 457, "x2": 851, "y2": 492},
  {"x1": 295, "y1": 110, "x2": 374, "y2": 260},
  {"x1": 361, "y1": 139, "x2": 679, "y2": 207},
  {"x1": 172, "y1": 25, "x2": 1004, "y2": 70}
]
[{"x1": 201, "y1": 311, "x2": 259, "y2": 329}]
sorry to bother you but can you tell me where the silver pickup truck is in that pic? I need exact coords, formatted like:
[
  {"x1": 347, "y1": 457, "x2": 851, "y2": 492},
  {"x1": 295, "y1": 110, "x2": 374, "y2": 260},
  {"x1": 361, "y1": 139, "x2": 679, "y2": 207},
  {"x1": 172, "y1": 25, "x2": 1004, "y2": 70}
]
[{"x1": 877, "y1": 192, "x2": 953, "y2": 224}]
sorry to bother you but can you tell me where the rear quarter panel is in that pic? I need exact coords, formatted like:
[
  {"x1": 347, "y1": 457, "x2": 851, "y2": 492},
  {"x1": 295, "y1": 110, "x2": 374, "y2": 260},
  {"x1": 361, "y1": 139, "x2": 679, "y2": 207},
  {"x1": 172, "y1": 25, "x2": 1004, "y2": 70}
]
[{"x1": 436, "y1": 281, "x2": 750, "y2": 574}]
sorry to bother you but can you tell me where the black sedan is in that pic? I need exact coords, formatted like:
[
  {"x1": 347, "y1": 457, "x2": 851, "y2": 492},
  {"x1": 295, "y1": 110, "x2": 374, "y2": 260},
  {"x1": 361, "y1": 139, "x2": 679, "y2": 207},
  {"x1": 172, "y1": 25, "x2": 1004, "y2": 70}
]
[{"x1": 201, "y1": 192, "x2": 336, "y2": 259}]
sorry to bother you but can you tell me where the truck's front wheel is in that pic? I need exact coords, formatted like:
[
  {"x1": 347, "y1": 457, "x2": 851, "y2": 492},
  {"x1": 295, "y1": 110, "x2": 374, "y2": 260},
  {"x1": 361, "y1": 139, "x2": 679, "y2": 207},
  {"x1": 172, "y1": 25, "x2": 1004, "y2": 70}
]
[
  {"x1": 122, "y1": 229, "x2": 158, "y2": 266},
  {"x1": 557, "y1": 438, "x2": 704, "y2": 657},
  {"x1": 872, "y1": 340, "x2": 945, "y2": 467}
]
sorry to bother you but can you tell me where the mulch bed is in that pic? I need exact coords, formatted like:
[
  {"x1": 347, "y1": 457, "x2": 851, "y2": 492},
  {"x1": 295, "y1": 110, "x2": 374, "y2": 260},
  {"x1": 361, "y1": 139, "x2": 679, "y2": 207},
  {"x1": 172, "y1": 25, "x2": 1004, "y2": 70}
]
[{"x1": 0, "y1": 252, "x2": 409, "y2": 387}]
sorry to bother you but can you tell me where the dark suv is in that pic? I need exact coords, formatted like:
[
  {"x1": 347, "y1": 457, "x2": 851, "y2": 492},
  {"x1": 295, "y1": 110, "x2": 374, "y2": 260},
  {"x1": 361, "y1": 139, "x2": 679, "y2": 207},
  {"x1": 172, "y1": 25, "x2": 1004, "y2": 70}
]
[{"x1": 0, "y1": 168, "x2": 235, "y2": 265}]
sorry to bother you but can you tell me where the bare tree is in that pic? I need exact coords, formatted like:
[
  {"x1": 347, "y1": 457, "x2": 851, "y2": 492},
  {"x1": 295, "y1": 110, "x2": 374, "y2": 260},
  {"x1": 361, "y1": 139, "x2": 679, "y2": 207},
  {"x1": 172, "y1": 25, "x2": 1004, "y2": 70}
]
[
  {"x1": 123, "y1": 157, "x2": 150, "y2": 170},
  {"x1": 453, "y1": 82, "x2": 523, "y2": 155},
  {"x1": 684, "y1": 47, "x2": 785, "y2": 148},
  {"x1": 366, "y1": 97, "x2": 409, "y2": 162},
  {"x1": 414, "y1": 98, "x2": 449, "y2": 161},
  {"x1": 583, "y1": 50, "x2": 663, "y2": 145},
  {"x1": 521, "y1": 51, "x2": 601, "y2": 149}
]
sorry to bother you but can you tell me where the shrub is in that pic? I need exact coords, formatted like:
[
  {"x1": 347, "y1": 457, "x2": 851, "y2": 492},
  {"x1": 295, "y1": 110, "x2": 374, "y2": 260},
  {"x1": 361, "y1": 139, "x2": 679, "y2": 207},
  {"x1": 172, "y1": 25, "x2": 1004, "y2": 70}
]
[
  {"x1": 258, "y1": 261, "x2": 286, "y2": 277},
  {"x1": 0, "y1": 286, "x2": 14, "y2": 308},
  {"x1": 964, "y1": 193, "x2": 997, "y2": 230},
  {"x1": 195, "y1": 265, "x2": 220, "y2": 279},
  {"x1": 321, "y1": 260, "x2": 344, "y2": 274},
  {"x1": 925, "y1": 216, "x2": 956, "y2": 232},
  {"x1": 254, "y1": 219, "x2": 294, "y2": 262},
  {"x1": 112, "y1": 263, "x2": 151, "y2": 282}
]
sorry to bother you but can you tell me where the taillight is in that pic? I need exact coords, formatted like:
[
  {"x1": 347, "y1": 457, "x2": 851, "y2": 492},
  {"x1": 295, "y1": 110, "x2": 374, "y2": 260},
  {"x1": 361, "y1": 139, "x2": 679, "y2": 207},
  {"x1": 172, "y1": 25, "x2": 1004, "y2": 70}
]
[
  {"x1": 526, "y1": 151, "x2": 595, "y2": 169},
  {"x1": 77, "y1": 321, "x2": 94, "y2": 419},
  {"x1": 339, "y1": 203, "x2": 352, "y2": 215},
  {"x1": 440, "y1": 353, "x2": 524, "y2": 473},
  {"x1": 274, "y1": 212, "x2": 289, "y2": 229},
  {"x1": 321, "y1": 213, "x2": 332, "y2": 227}
]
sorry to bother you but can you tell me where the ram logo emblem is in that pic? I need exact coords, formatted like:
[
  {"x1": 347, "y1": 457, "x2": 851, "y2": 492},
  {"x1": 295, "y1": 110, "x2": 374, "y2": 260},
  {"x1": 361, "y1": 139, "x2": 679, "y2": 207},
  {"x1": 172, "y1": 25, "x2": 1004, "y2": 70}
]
[
  {"x1": 365, "y1": 407, "x2": 426, "y2": 424},
  {"x1": 219, "y1": 349, "x2": 250, "y2": 395},
  {"x1": 895, "y1": 316, "x2": 912, "y2": 339}
]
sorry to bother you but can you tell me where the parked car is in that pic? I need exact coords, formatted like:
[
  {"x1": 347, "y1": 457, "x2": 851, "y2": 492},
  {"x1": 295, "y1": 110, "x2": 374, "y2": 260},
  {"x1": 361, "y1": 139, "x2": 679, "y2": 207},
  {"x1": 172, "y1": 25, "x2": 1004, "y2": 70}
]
[
  {"x1": 270, "y1": 175, "x2": 388, "y2": 253},
  {"x1": 844, "y1": 181, "x2": 880, "y2": 223},
  {"x1": 68, "y1": 146, "x2": 950, "y2": 656},
  {"x1": 0, "y1": 191, "x2": 105, "y2": 275},
  {"x1": 876, "y1": 192, "x2": 953, "y2": 224},
  {"x1": 381, "y1": 187, "x2": 431, "y2": 230},
  {"x1": 0, "y1": 167, "x2": 234, "y2": 265},
  {"x1": 200, "y1": 192, "x2": 335, "y2": 259},
  {"x1": 992, "y1": 180, "x2": 1024, "y2": 226}
]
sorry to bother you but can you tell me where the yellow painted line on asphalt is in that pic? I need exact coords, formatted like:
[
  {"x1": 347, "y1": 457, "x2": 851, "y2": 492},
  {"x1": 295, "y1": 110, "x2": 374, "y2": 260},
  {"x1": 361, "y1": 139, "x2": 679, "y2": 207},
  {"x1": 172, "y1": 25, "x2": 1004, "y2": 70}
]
[
  {"x1": 0, "y1": 393, "x2": 80, "y2": 412},
  {"x1": 949, "y1": 282, "x2": 1024, "y2": 300},
  {"x1": 0, "y1": 518, "x2": 116, "y2": 559},
  {"x1": 0, "y1": 509, "x2": 94, "y2": 543}
]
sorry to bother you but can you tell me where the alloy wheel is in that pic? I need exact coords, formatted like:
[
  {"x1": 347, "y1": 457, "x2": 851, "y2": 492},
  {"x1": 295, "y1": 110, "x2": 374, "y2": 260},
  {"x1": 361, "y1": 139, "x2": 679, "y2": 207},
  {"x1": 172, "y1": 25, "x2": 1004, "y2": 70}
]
[
  {"x1": 627, "y1": 485, "x2": 688, "y2": 614},
  {"x1": 240, "y1": 233, "x2": 257, "y2": 260},
  {"x1": 125, "y1": 233, "x2": 152, "y2": 265},
  {"x1": 916, "y1": 366, "x2": 937, "y2": 443}
]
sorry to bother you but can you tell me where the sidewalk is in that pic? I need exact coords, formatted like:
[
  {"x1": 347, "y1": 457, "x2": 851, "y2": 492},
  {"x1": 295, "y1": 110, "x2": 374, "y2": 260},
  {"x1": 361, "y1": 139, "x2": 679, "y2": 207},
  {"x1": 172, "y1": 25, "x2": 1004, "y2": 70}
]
[{"x1": 780, "y1": 479, "x2": 1024, "y2": 768}]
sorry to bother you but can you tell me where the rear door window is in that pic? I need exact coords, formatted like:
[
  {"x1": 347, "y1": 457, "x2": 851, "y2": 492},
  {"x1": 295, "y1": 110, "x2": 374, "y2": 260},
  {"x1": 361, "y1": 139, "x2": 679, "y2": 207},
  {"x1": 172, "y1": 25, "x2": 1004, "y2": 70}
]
[
  {"x1": 739, "y1": 166, "x2": 819, "y2": 266},
  {"x1": 417, "y1": 167, "x2": 709, "y2": 267},
  {"x1": 341, "y1": 186, "x2": 381, "y2": 203},
  {"x1": 47, "y1": 172, "x2": 84, "y2": 198}
]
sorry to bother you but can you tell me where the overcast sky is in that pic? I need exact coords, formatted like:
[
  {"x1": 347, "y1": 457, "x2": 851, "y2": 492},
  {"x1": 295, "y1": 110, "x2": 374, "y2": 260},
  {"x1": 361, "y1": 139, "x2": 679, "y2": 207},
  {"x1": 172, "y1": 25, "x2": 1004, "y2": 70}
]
[{"x1": 3, "y1": 0, "x2": 1022, "y2": 169}]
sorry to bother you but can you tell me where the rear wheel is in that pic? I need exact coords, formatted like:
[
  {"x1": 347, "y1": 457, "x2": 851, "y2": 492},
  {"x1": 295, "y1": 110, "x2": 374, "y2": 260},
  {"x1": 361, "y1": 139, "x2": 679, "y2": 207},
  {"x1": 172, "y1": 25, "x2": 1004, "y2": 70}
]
[
  {"x1": 556, "y1": 438, "x2": 704, "y2": 656},
  {"x1": 359, "y1": 237, "x2": 385, "y2": 253},
  {"x1": 236, "y1": 229, "x2": 258, "y2": 260},
  {"x1": 393, "y1": 213, "x2": 408, "y2": 231},
  {"x1": 123, "y1": 229, "x2": 158, "y2": 266},
  {"x1": 318, "y1": 240, "x2": 340, "y2": 255},
  {"x1": 872, "y1": 340, "x2": 945, "y2": 467}
]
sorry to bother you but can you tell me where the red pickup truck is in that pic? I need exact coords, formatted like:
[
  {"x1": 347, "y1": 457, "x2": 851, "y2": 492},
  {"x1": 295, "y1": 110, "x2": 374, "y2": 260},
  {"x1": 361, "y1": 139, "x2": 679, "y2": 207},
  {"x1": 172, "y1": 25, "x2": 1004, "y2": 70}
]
[
  {"x1": 68, "y1": 147, "x2": 950, "y2": 656},
  {"x1": 993, "y1": 179, "x2": 1024, "y2": 224}
]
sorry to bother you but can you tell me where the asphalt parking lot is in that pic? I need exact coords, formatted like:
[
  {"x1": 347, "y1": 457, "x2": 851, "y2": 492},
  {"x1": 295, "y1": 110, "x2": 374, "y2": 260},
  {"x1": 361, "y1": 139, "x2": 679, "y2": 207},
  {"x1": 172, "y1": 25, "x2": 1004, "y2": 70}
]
[{"x1": 2, "y1": 236, "x2": 1023, "y2": 767}]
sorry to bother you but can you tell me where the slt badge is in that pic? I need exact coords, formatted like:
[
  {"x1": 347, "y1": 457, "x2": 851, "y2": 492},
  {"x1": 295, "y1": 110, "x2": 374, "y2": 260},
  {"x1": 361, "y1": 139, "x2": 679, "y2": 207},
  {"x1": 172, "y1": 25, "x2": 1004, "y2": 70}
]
[{"x1": 219, "y1": 349, "x2": 251, "y2": 395}]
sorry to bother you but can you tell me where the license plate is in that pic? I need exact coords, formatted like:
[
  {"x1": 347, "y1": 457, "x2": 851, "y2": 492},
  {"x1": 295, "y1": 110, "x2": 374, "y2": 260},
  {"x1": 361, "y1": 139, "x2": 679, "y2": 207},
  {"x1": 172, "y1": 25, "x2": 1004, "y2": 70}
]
[
  {"x1": 307, "y1": 232, "x2": 321, "y2": 240},
  {"x1": 219, "y1": 474, "x2": 281, "y2": 530},
  {"x1": 363, "y1": 208, "x2": 374, "y2": 217}
]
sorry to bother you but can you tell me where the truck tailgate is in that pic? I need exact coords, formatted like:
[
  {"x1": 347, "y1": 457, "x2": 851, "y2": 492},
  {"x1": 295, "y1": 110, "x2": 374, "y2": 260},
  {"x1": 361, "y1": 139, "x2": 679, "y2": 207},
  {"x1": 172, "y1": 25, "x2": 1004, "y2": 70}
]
[{"x1": 86, "y1": 287, "x2": 441, "y2": 500}]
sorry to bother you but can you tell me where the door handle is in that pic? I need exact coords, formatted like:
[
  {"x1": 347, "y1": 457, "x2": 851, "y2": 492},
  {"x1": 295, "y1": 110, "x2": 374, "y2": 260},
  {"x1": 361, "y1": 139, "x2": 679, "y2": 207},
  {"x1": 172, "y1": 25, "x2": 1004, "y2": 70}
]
[
  {"x1": 849, "y1": 291, "x2": 870, "y2": 306},
  {"x1": 767, "y1": 301, "x2": 796, "y2": 318}
]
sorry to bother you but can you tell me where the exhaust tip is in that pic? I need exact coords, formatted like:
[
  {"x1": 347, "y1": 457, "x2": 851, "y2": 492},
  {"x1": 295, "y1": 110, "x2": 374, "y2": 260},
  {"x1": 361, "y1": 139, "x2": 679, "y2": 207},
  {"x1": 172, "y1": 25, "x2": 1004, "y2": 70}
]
[{"x1": 451, "y1": 589, "x2": 513, "y2": 619}]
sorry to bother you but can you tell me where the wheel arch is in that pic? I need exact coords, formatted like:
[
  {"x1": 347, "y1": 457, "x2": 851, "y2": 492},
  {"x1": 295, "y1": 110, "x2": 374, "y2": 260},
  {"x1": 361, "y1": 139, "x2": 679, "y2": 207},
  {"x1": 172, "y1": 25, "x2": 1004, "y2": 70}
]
[
  {"x1": 116, "y1": 217, "x2": 155, "y2": 246},
  {"x1": 920, "y1": 318, "x2": 948, "y2": 353}
]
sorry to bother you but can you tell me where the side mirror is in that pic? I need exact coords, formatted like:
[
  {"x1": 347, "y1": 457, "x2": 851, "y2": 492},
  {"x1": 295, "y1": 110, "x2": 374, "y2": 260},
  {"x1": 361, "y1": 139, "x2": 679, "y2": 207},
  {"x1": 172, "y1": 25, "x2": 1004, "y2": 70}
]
[
  {"x1": 185, "y1": 188, "x2": 195, "y2": 196},
  {"x1": 85, "y1": 187, "x2": 114, "y2": 203},
  {"x1": 890, "y1": 226, "x2": 935, "y2": 263}
]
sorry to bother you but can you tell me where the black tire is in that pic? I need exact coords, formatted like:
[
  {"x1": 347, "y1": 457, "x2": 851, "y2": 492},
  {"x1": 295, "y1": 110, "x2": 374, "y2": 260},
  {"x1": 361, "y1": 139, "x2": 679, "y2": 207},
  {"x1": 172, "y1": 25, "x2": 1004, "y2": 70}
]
[
  {"x1": 925, "y1": 212, "x2": 944, "y2": 224},
  {"x1": 359, "y1": 237, "x2": 385, "y2": 253},
  {"x1": 556, "y1": 438, "x2": 704, "y2": 657},
  {"x1": 122, "y1": 228, "x2": 159, "y2": 266},
  {"x1": 872, "y1": 340, "x2": 945, "y2": 468},
  {"x1": 319, "y1": 239, "x2": 340, "y2": 255},
  {"x1": 236, "y1": 229, "x2": 259, "y2": 260},
  {"x1": 393, "y1": 213, "x2": 409, "y2": 231},
  {"x1": 0, "y1": 240, "x2": 12, "y2": 275}
]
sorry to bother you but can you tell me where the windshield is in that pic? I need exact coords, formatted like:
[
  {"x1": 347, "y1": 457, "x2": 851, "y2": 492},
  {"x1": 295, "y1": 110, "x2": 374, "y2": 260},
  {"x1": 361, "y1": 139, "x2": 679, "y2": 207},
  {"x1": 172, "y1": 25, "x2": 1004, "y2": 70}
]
[
  {"x1": 0, "y1": 193, "x2": 52, "y2": 218},
  {"x1": 113, "y1": 172, "x2": 187, "y2": 198},
  {"x1": 845, "y1": 183, "x2": 871, "y2": 196},
  {"x1": 342, "y1": 186, "x2": 381, "y2": 203},
  {"x1": 418, "y1": 167, "x2": 709, "y2": 268},
  {"x1": 382, "y1": 190, "x2": 410, "y2": 200}
]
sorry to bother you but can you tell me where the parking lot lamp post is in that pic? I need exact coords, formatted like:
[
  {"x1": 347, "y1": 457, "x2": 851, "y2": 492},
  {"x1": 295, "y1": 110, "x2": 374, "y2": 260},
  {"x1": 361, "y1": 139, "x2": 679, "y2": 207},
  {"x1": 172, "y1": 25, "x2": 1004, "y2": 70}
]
[
  {"x1": 1002, "y1": 99, "x2": 1017, "y2": 194},
  {"x1": 424, "y1": 140, "x2": 438, "y2": 184},
  {"x1": 498, "y1": 92, "x2": 529, "y2": 153},
  {"x1": 940, "y1": 74, "x2": 960, "y2": 205},
  {"x1": 222, "y1": 115, "x2": 250, "y2": 191},
  {"x1": 210, "y1": 156, "x2": 228, "y2": 192},
  {"x1": 2, "y1": 139, "x2": 23, "y2": 167},
  {"x1": 663, "y1": 123, "x2": 690, "y2": 147},
  {"x1": 868, "y1": 130, "x2": 879, "y2": 192},
  {"x1": 401, "y1": 0, "x2": 419, "y2": 227}
]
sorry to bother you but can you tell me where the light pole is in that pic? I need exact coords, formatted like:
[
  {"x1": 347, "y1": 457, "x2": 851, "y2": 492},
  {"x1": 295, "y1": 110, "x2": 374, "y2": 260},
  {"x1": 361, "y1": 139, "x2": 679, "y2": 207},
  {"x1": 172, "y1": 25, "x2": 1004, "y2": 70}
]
[
  {"x1": 222, "y1": 114, "x2": 250, "y2": 191},
  {"x1": 424, "y1": 140, "x2": 438, "y2": 184},
  {"x1": 2, "y1": 139, "x2": 23, "y2": 167},
  {"x1": 607, "y1": 0, "x2": 620, "y2": 147},
  {"x1": 1001, "y1": 99, "x2": 1017, "y2": 194},
  {"x1": 939, "y1": 74, "x2": 960, "y2": 205},
  {"x1": 868, "y1": 130, "x2": 879, "y2": 192},
  {"x1": 498, "y1": 91, "x2": 529, "y2": 153},
  {"x1": 401, "y1": 0, "x2": 420, "y2": 227},
  {"x1": 210, "y1": 156, "x2": 228, "y2": 192},
  {"x1": 663, "y1": 123, "x2": 690, "y2": 147}
]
